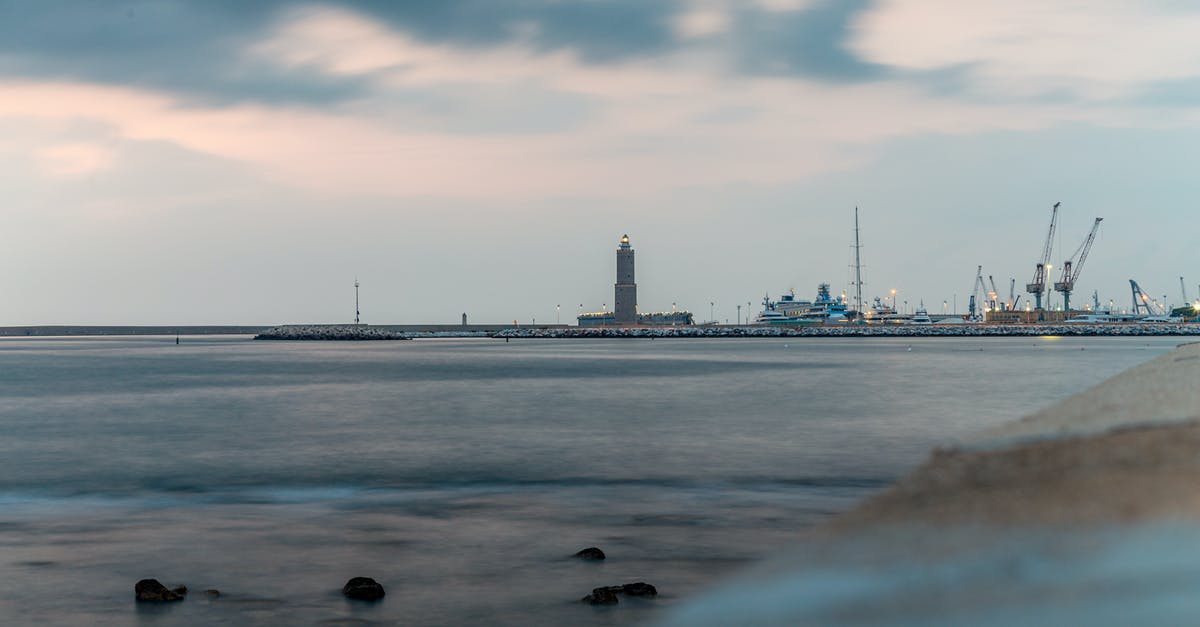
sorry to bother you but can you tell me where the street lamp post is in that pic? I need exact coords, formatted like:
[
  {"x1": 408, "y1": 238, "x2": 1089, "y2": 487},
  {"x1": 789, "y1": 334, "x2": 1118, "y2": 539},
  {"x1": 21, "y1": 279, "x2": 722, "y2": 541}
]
[
  {"x1": 710, "y1": 302, "x2": 714, "y2": 324},
  {"x1": 556, "y1": 304, "x2": 560, "y2": 325},
  {"x1": 737, "y1": 304, "x2": 742, "y2": 325}
]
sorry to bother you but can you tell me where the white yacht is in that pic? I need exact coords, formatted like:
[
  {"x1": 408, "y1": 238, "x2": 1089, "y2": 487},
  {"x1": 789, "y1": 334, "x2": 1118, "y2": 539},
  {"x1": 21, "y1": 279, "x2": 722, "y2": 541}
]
[{"x1": 909, "y1": 304, "x2": 932, "y2": 325}]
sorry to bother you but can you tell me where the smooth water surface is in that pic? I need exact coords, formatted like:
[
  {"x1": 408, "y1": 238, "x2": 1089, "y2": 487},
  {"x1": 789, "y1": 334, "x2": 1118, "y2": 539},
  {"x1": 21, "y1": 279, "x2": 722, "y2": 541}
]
[{"x1": 0, "y1": 335, "x2": 1181, "y2": 625}]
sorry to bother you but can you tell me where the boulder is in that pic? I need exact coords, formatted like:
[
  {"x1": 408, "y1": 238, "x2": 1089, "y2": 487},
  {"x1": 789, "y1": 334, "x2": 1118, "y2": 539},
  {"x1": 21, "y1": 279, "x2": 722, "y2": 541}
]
[
  {"x1": 134, "y1": 579, "x2": 184, "y2": 602},
  {"x1": 618, "y1": 582, "x2": 658, "y2": 597},
  {"x1": 573, "y1": 547, "x2": 606, "y2": 561},
  {"x1": 593, "y1": 582, "x2": 659, "y2": 598},
  {"x1": 342, "y1": 577, "x2": 386, "y2": 601},
  {"x1": 204, "y1": 589, "x2": 221, "y2": 599},
  {"x1": 581, "y1": 588, "x2": 619, "y2": 605}
]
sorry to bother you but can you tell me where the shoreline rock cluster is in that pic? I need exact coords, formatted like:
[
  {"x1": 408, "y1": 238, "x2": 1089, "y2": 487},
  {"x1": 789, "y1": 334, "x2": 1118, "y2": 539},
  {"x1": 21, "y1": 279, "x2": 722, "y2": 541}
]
[
  {"x1": 134, "y1": 552, "x2": 651, "y2": 612},
  {"x1": 572, "y1": 546, "x2": 659, "y2": 607},
  {"x1": 495, "y1": 323, "x2": 1200, "y2": 339},
  {"x1": 254, "y1": 325, "x2": 409, "y2": 341},
  {"x1": 134, "y1": 577, "x2": 382, "y2": 603}
]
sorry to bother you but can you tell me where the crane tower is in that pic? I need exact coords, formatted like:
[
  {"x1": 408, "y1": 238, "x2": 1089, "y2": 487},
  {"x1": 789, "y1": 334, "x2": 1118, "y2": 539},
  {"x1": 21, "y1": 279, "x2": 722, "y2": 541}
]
[
  {"x1": 1053, "y1": 217, "x2": 1103, "y2": 312},
  {"x1": 1026, "y1": 202, "x2": 1060, "y2": 310}
]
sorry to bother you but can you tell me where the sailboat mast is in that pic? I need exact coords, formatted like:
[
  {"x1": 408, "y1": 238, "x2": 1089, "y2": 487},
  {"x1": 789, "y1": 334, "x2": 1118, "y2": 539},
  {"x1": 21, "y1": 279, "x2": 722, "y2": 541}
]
[{"x1": 853, "y1": 207, "x2": 863, "y2": 317}]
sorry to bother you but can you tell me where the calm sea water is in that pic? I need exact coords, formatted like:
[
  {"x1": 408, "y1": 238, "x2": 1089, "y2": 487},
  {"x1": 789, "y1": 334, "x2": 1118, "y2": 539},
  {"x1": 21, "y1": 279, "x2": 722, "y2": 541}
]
[{"x1": 0, "y1": 335, "x2": 1181, "y2": 625}]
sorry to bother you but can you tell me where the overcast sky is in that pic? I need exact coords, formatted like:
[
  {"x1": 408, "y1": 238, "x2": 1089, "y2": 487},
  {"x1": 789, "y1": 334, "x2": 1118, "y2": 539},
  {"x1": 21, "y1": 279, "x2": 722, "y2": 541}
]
[{"x1": 3, "y1": 0, "x2": 1199, "y2": 325}]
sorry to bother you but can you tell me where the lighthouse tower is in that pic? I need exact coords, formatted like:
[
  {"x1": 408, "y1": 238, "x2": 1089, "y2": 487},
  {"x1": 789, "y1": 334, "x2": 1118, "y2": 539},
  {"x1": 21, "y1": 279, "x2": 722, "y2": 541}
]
[{"x1": 614, "y1": 234, "x2": 637, "y2": 325}]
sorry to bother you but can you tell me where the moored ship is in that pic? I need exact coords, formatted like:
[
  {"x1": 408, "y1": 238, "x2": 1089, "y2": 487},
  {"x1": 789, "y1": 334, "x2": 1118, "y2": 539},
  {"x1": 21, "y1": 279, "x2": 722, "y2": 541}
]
[{"x1": 754, "y1": 284, "x2": 853, "y2": 325}]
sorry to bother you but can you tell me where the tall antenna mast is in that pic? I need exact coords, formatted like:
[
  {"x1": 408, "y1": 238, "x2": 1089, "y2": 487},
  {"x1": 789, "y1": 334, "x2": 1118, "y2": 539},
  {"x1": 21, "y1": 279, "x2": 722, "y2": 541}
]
[
  {"x1": 853, "y1": 207, "x2": 864, "y2": 318},
  {"x1": 354, "y1": 278, "x2": 360, "y2": 325}
]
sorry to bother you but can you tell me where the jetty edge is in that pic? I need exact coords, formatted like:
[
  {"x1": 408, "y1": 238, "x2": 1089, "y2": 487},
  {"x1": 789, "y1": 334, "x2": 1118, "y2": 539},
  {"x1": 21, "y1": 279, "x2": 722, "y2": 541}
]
[
  {"x1": 254, "y1": 324, "x2": 409, "y2": 341},
  {"x1": 661, "y1": 342, "x2": 1200, "y2": 626}
]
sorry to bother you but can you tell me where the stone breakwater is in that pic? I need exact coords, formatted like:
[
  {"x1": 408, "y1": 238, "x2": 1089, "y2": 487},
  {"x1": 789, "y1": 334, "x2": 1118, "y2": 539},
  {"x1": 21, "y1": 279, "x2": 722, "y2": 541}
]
[
  {"x1": 254, "y1": 325, "x2": 409, "y2": 341},
  {"x1": 495, "y1": 323, "x2": 1200, "y2": 339}
]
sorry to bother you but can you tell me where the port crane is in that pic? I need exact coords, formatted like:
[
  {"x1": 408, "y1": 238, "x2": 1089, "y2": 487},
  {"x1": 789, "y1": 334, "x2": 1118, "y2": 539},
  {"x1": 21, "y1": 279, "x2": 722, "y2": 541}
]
[
  {"x1": 1130, "y1": 280, "x2": 1164, "y2": 316},
  {"x1": 1052, "y1": 217, "x2": 1103, "y2": 312},
  {"x1": 1026, "y1": 202, "x2": 1060, "y2": 310},
  {"x1": 968, "y1": 265, "x2": 987, "y2": 319},
  {"x1": 987, "y1": 275, "x2": 1000, "y2": 311}
]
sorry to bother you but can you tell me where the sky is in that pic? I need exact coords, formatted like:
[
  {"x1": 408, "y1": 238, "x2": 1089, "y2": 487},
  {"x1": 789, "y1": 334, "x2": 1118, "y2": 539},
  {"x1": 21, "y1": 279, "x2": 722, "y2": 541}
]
[{"x1": 2, "y1": 0, "x2": 1199, "y2": 325}]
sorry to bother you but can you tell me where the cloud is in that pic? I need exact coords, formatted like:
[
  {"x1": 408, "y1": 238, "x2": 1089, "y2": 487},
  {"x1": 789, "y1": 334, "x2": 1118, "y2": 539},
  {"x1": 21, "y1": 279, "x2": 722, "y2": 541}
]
[
  {"x1": 674, "y1": 5, "x2": 731, "y2": 40},
  {"x1": 851, "y1": 1, "x2": 1200, "y2": 99},
  {"x1": 731, "y1": 0, "x2": 882, "y2": 80},
  {"x1": 0, "y1": 1, "x2": 368, "y2": 105},
  {"x1": 4, "y1": 2, "x2": 1182, "y2": 205},
  {"x1": 3, "y1": 2, "x2": 1198, "y2": 209},
  {"x1": 0, "y1": 0, "x2": 892, "y2": 112},
  {"x1": 34, "y1": 142, "x2": 115, "y2": 178}
]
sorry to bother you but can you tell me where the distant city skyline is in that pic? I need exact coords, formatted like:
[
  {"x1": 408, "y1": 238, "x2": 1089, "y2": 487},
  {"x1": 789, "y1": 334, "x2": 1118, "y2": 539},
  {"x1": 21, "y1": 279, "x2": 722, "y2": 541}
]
[{"x1": 2, "y1": 1, "x2": 1198, "y2": 325}]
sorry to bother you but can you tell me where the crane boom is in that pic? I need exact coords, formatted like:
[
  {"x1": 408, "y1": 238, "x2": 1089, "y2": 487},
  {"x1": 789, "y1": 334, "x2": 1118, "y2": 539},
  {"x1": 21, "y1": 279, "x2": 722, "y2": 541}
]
[
  {"x1": 1053, "y1": 217, "x2": 1102, "y2": 312},
  {"x1": 1130, "y1": 280, "x2": 1164, "y2": 316},
  {"x1": 1026, "y1": 202, "x2": 1060, "y2": 309}
]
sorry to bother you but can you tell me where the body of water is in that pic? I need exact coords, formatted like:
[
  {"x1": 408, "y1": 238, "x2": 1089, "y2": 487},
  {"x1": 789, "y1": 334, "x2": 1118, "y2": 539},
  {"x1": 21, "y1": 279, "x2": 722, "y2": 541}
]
[{"x1": 0, "y1": 335, "x2": 1181, "y2": 625}]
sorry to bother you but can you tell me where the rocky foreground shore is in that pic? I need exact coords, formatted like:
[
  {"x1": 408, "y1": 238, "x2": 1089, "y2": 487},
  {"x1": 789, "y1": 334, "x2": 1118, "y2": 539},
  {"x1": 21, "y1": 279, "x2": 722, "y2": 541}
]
[
  {"x1": 254, "y1": 325, "x2": 409, "y2": 340},
  {"x1": 495, "y1": 323, "x2": 1200, "y2": 339}
]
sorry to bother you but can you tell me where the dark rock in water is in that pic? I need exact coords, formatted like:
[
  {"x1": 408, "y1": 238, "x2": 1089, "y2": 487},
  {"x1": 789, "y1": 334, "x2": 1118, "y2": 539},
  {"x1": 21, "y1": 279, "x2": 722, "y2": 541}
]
[
  {"x1": 135, "y1": 579, "x2": 184, "y2": 602},
  {"x1": 171, "y1": 585, "x2": 188, "y2": 597},
  {"x1": 618, "y1": 582, "x2": 658, "y2": 597},
  {"x1": 204, "y1": 589, "x2": 221, "y2": 599},
  {"x1": 342, "y1": 577, "x2": 386, "y2": 601},
  {"x1": 593, "y1": 582, "x2": 659, "y2": 598},
  {"x1": 574, "y1": 547, "x2": 606, "y2": 560},
  {"x1": 581, "y1": 588, "x2": 619, "y2": 605}
]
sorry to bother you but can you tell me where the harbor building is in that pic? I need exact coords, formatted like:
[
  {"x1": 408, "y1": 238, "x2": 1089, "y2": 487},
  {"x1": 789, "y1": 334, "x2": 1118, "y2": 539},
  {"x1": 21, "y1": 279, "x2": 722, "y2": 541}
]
[
  {"x1": 614, "y1": 234, "x2": 637, "y2": 325},
  {"x1": 577, "y1": 234, "x2": 694, "y2": 327}
]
